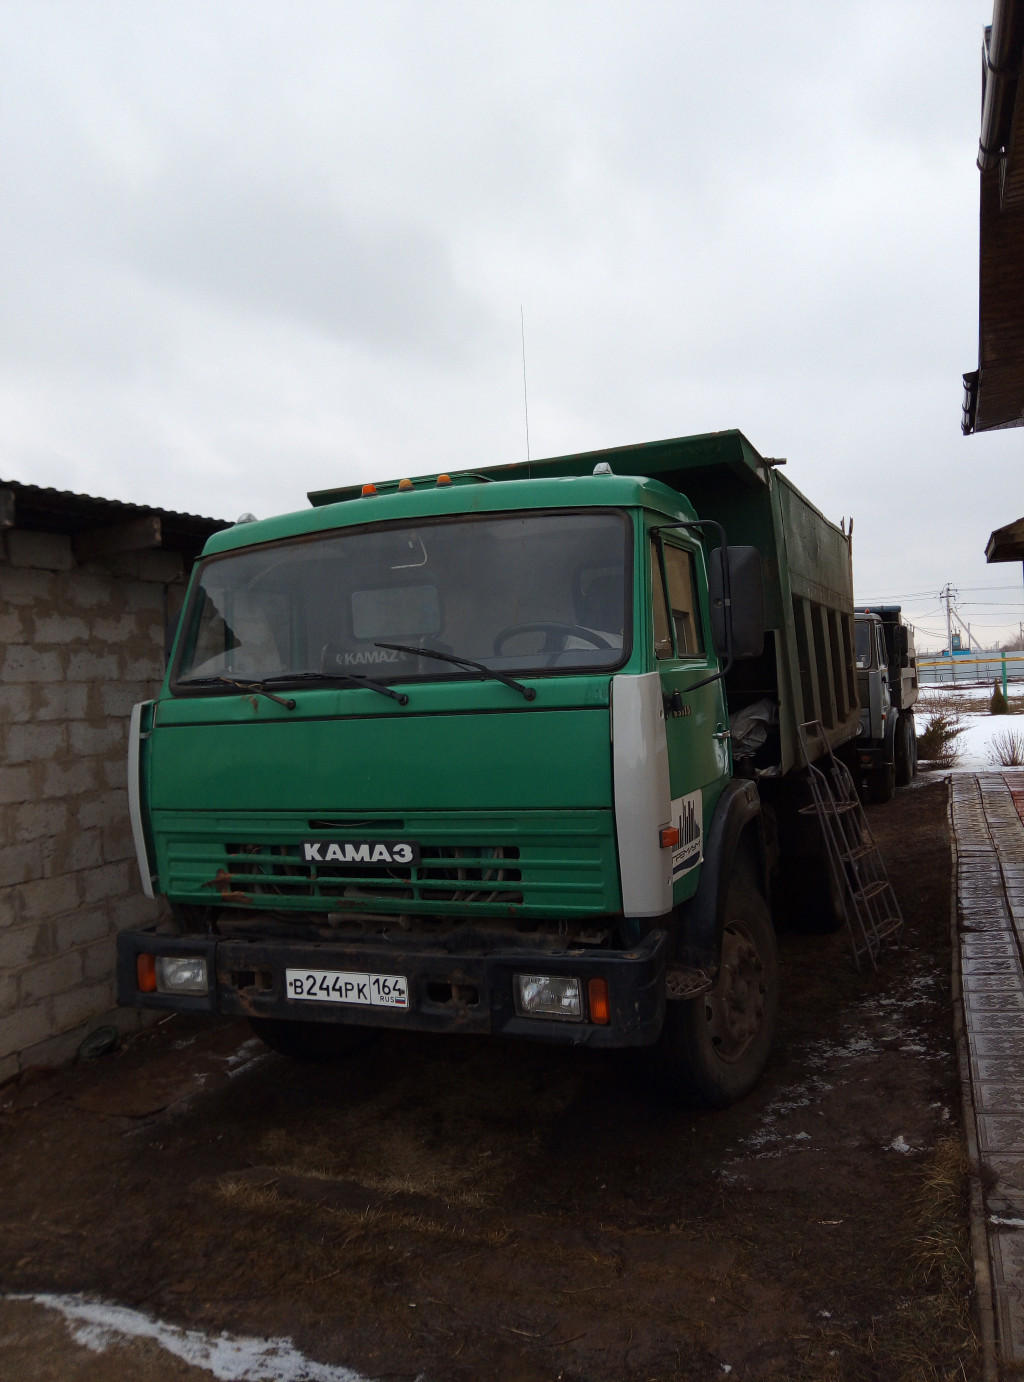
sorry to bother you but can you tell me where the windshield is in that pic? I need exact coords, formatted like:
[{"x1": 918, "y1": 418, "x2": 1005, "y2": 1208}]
[{"x1": 173, "y1": 509, "x2": 632, "y2": 689}]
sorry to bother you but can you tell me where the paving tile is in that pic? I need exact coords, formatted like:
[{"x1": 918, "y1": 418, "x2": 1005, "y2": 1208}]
[
  {"x1": 977, "y1": 1115, "x2": 1024, "y2": 1154},
  {"x1": 962, "y1": 941, "x2": 1019, "y2": 961},
  {"x1": 964, "y1": 1010, "x2": 1024, "y2": 1034},
  {"x1": 965, "y1": 991, "x2": 1024, "y2": 1013},
  {"x1": 963, "y1": 957, "x2": 1024, "y2": 976},
  {"x1": 962, "y1": 972, "x2": 1024, "y2": 990},
  {"x1": 985, "y1": 1155, "x2": 1024, "y2": 1214},
  {"x1": 990, "y1": 1268, "x2": 1024, "y2": 1360},
  {"x1": 970, "y1": 1033, "x2": 1024, "y2": 1059},
  {"x1": 974, "y1": 1058, "x2": 1024, "y2": 1082},
  {"x1": 974, "y1": 1082, "x2": 1024, "y2": 1113}
]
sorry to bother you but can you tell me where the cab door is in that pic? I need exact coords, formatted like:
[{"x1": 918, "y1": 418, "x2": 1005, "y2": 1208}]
[{"x1": 650, "y1": 531, "x2": 730, "y2": 903}]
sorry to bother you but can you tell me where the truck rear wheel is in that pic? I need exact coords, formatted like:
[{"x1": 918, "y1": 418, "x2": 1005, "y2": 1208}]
[
  {"x1": 249, "y1": 1018, "x2": 376, "y2": 1063},
  {"x1": 650, "y1": 875, "x2": 778, "y2": 1107},
  {"x1": 894, "y1": 713, "x2": 917, "y2": 787}
]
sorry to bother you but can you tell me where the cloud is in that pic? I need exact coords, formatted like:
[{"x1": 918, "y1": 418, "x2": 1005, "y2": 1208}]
[{"x1": 0, "y1": 0, "x2": 1018, "y2": 643}]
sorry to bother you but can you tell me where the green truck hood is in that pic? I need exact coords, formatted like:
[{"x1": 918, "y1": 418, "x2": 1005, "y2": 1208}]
[{"x1": 149, "y1": 681, "x2": 611, "y2": 813}]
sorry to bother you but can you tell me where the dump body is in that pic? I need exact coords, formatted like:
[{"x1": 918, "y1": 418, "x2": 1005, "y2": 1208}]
[{"x1": 118, "y1": 429, "x2": 858, "y2": 1101}]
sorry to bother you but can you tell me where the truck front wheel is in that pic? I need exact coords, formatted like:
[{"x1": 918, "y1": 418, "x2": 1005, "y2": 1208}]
[
  {"x1": 249, "y1": 1018, "x2": 376, "y2": 1063},
  {"x1": 650, "y1": 875, "x2": 779, "y2": 1107}
]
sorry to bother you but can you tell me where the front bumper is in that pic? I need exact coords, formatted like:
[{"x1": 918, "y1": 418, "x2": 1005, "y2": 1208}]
[{"x1": 116, "y1": 927, "x2": 668, "y2": 1048}]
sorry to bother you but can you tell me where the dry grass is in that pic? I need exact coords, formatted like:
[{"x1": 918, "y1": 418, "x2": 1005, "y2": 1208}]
[
  {"x1": 988, "y1": 727, "x2": 1024, "y2": 767},
  {"x1": 814, "y1": 1136, "x2": 980, "y2": 1382},
  {"x1": 212, "y1": 1176, "x2": 281, "y2": 1211}
]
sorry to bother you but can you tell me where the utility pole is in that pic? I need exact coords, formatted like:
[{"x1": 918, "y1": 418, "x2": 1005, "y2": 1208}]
[{"x1": 940, "y1": 583, "x2": 957, "y2": 682}]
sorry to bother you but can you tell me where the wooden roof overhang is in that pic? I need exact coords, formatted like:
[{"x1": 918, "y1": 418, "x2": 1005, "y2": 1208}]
[{"x1": 963, "y1": 0, "x2": 1024, "y2": 434}]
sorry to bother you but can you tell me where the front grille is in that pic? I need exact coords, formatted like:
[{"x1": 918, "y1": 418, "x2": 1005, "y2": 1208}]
[
  {"x1": 157, "y1": 811, "x2": 618, "y2": 917},
  {"x1": 222, "y1": 842, "x2": 524, "y2": 904}
]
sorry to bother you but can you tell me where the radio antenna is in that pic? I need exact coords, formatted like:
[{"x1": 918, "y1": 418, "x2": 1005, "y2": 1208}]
[{"x1": 520, "y1": 306, "x2": 531, "y2": 462}]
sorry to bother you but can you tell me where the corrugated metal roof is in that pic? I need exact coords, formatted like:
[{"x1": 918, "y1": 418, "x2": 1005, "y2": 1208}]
[{"x1": 0, "y1": 478, "x2": 230, "y2": 555}]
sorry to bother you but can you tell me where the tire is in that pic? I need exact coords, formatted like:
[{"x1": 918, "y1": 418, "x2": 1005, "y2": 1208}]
[
  {"x1": 249, "y1": 1017, "x2": 377, "y2": 1063},
  {"x1": 866, "y1": 761, "x2": 895, "y2": 803},
  {"x1": 895, "y1": 718, "x2": 912, "y2": 784},
  {"x1": 894, "y1": 713, "x2": 916, "y2": 787},
  {"x1": 649, "y1": 875, "x2": 779, "y2": 1108}
]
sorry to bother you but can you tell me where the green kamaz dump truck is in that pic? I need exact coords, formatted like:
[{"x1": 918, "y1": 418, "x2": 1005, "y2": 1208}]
[{"x1": 118, "y1": 429, "x2": 859, "y2": 1105}]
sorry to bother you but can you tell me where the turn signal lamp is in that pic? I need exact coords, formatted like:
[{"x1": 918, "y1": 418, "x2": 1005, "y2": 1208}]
[
  {"x1": 398, "y1": 478, "x2": 414, "y2": 491},
  {"x1": 436, "y1": 473, "x2": 452, "y2": 486},
  {"x1": 136, "y1": 953, "x2": 157, "y2": 992},
  {"x1": 361, "y1": 483, "x2": 378, "y2": 497},
  {"x1": 588, "y1": 978, "x2": 611, "y2": 1025},
  {"x1": 660, "y1": 826, "x2": 680, "y2": 849},
  {"x1": 514, "y1": 974, "x2": 583, "y2": 1021}
]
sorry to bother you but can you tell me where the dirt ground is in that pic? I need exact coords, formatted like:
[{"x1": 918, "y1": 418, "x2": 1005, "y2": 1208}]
[{"x1": 0, "y1": 775, "x2": 979, "y2": 1382}]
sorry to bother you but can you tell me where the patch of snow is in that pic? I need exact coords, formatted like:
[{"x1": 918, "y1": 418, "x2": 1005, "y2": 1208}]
[
  {"x1": 888, "y1": 1135, "x2": 913, "y2": 1154},
  {"x1": 220, "y1": 1039, "x2": 269, "y2": 1078},
  {"x1": 916, "y1": 695, "x2": 1024, "y2": 771},
  {"x1": 6, "y1": 1294, "x2": 369, "y2": 1382},
  {"x1": 220, "y1": 1038, "x2": 262, "y2": 1065},
  {"x1": 989, "y1": 1216, "x2": 1024, "y2": 1229}
]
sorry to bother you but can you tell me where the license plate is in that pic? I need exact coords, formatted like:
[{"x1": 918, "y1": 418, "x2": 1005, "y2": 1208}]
[{"x1": 285, "y1": 968, "x2": 409, "y2": 1009}]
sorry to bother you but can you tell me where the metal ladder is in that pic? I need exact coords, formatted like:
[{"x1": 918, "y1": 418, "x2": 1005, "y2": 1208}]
[{"x1": 797, "y1": 721, "x2": 904, "y2": 970}]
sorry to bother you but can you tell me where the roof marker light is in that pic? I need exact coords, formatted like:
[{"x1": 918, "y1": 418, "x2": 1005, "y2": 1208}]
[
  {"x1": 398, "y1": 478, "x2": 414, "y2": 491},
  {"x1": 436, "y1": 473, "x2": 452, "y2": 486},
  {"x1": 361, "y1": 483, "x2": 378, "y2": 497},
  {"x1": 593, "y1": 462, "x2": 613, "y2": 476}
]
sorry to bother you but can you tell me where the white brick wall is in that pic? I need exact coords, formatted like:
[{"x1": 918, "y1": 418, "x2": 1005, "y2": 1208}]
[{"x1": 0, "y1": 526, "x2": 186, "y2": 1082}]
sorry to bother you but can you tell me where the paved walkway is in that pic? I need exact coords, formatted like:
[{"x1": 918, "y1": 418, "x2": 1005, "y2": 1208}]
[{"x1": 951, "y1": 771, "x2": 1024, "y2": 1374}]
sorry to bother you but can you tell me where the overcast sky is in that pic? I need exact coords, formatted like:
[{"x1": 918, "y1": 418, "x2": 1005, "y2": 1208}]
[{"x1": 1, "y1": 0, "x2": 1021, "y2": 651}]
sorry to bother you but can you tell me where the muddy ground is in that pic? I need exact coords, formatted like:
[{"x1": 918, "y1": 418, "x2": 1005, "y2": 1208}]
[{"x1": 0, "y1": 776, "x2": 978, "y2": 1381}]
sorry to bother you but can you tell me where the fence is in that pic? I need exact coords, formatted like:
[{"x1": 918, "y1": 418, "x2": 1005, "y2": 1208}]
[{"x1": 918, "y1": 653, "x2": 1024, "y2": 688}]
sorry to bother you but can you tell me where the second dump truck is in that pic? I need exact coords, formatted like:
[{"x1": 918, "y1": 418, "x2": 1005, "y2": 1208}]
[
  {"x1": 119, "y1": 429, "x2": 860, "y2": 1106},
  {"x1": 848, "y1": 606, "x2": 919, "y2": 801}
]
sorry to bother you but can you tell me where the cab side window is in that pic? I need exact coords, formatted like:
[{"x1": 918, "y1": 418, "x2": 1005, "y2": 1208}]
[
  {"x1": 651, "y1": 539, "x2": 705, "y2": 659},
  {"x1": 652, "y1": 542, "x2": 673, "y2": 659}
]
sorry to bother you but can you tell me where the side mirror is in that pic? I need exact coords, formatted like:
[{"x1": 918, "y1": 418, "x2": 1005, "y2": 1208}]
[
  {"x1": 896, "y1": 625, "x2": 910, "y2": 667},
  {"x1": 709, "y1": 546, "x2": 765, "y2": 660}
]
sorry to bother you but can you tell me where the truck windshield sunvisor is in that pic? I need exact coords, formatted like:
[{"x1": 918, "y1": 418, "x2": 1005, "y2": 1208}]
[{"x1": 172, "y1": 510, "x2": 632, "y2": 691}]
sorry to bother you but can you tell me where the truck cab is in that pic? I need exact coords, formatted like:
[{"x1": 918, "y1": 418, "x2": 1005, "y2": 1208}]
[{"x1": 119, "y1": 430, "x2": 858, "y2": 1107}]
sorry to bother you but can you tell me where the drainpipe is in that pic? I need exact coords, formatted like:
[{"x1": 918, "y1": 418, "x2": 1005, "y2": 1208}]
[{"x1": 978, "y1": 0, "x2": 1024, "y2": 172}]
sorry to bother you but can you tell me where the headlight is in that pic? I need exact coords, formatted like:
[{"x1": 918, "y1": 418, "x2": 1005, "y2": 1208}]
[
  {"x1": 155, "y1": 955, "x2": 209, "y2": 995},
  {"x1": 514, "y1": 974, "x2": 582, "y2": 1021}
]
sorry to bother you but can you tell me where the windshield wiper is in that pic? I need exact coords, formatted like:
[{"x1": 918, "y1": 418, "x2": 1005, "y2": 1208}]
[
  {"x1": 263, "y1": 671, "x2": 409, "y2": 706},
  {"x1": 175, "y1": 675, "x2": 297, "y2": 710},
  {"x1": 374, "y1": 643, "x2": 536, "y2": 701}
]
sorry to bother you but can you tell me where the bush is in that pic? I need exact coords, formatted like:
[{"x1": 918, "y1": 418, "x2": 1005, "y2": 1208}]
[
  {"x1": 991, "y1": 680, "x2": 1009, "y2": 715},
  {"x1": 989, "y1": 728, "x2": 1024, "y2": 767},
  {"x1": 916, "y1": 709, "x2": 965, "y2": 768}
]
